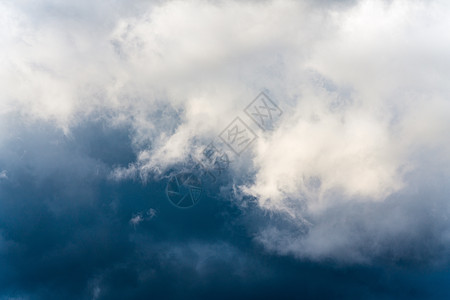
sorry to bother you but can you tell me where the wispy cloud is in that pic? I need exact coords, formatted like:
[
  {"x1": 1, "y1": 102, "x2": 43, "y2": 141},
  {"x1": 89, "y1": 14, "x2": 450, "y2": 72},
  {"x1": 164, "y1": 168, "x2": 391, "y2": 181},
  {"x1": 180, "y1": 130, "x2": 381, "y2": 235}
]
[{"x1": 1, "y1": 0, "x2": 450, "y2": 266}]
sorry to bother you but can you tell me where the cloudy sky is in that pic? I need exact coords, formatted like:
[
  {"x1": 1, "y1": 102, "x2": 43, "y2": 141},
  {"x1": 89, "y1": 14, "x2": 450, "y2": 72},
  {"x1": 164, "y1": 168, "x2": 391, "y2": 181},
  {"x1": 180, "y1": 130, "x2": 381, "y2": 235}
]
[{"x1": 1, "y1": 0, "x2": 450, "y2": 299}]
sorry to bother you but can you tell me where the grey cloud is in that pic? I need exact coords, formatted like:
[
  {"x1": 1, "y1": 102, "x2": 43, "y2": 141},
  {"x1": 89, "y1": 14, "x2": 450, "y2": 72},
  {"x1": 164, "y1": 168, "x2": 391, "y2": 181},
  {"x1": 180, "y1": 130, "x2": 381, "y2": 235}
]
[{"x1": 1, "y1": 0, "x2": 450, "y2": 289}]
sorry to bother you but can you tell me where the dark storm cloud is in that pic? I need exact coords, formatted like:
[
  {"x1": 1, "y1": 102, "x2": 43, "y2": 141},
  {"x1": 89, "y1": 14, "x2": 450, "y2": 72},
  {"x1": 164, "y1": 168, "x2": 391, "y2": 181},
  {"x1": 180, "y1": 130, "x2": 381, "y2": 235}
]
[
  {"x1": 0, "y1": 118, "x2": 449, "y2": 300},
  {"x1": 2, "y1": 0, "x2": 450, "y2": 299}
]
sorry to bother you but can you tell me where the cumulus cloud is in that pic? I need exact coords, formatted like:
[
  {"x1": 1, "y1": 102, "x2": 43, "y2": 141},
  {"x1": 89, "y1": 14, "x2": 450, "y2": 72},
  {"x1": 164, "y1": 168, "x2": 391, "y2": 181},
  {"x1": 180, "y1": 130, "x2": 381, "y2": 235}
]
[
  {"x1": 243, "y1": 0, "x2": 450, "y2": 262},
  {"x1": 2, "y1": 0, "x2": 450, "y2": 266}
]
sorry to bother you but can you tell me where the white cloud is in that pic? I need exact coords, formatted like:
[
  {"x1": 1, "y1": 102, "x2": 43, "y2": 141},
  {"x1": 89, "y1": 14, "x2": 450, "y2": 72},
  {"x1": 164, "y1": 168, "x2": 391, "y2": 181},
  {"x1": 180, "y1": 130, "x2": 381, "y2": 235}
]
[
  {"x1": 2, "y1": 0, "x2": 450, "y2": 263},
  {"x1": 129, "y1": 208, "x2": 157, "y2": 228}
]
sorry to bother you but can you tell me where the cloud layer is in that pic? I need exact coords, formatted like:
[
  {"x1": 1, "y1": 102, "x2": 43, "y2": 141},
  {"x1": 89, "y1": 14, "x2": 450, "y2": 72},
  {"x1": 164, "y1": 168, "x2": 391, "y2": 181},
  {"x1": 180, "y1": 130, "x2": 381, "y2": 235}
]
[{"x1": 2, "y1": 0, "x2": 450, "y2": 288}]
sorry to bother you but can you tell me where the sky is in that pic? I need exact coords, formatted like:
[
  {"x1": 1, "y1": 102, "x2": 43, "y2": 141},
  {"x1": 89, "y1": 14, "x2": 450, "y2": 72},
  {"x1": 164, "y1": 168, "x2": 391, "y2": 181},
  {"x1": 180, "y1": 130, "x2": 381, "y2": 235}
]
[{"x1": 1, "y1": 0, "x2": 450, "y2": 299}]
